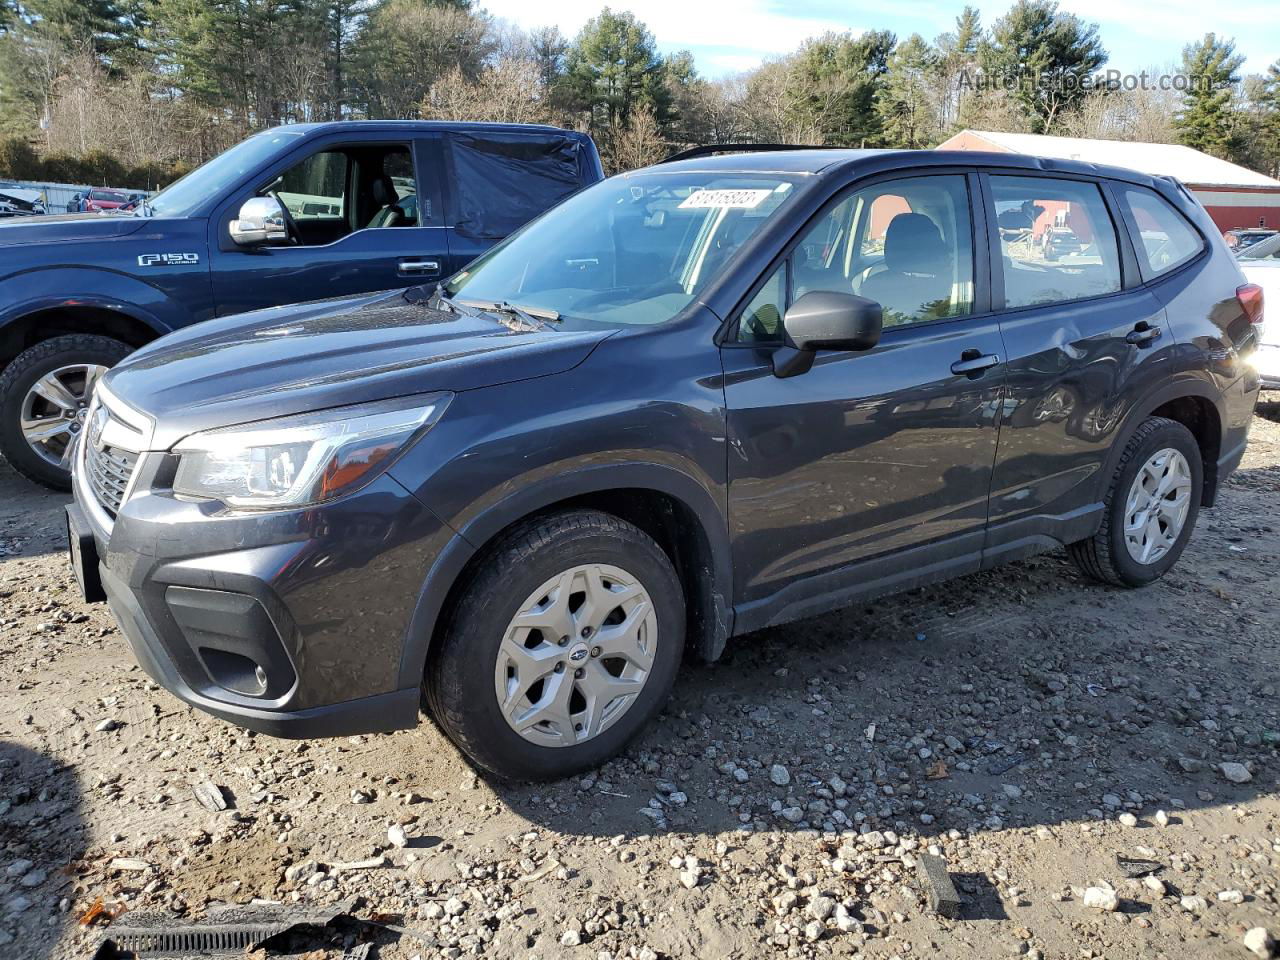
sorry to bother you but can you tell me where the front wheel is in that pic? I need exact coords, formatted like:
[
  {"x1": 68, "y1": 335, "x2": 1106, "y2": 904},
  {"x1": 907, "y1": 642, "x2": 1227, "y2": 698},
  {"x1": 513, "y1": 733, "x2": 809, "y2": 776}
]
[
  {"x1": 0, "y1": 335, "x2": 131, "y2": 489},
  {"x1": 426, "y1": 509, "x2": 685, "y2": 780},
  {"x1": 1068, "y1": 416, "x2": 1203, "y2": 587}
]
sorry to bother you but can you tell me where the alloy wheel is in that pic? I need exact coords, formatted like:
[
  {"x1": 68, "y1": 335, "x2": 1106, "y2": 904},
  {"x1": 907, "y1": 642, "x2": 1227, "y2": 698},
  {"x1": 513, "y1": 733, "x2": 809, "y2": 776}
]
[
  {"x1": 19, "y1": 364, "x2": 107, "y2": 466},
  {"x1": 1123, "y1": 447, "x2": 1192, "y2": 565},
  {"x1": 493, "y1": 563, "x2": 657, "y2": 748}
]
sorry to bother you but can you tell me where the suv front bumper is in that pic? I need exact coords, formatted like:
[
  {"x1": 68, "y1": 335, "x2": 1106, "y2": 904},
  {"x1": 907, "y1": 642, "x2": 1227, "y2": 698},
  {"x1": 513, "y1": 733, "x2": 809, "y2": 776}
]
[{"x1": 70, "y1": 447, "x2": 453, "y2": 739}]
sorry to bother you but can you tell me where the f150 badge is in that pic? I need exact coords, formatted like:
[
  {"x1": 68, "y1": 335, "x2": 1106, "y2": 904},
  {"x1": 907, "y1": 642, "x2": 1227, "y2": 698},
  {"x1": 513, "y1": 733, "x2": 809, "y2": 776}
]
[{"x1": 137, "y1": 253, "x2": 200, "y2": 267}]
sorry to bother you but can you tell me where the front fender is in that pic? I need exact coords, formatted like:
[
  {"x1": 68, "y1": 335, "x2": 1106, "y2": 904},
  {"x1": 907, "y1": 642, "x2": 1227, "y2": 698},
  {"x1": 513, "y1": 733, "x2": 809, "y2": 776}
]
[
  {"x1": 394, "y1": 460, "x2": 734, "y2": 690},
  {"x1": 0, "y1": 267, "x2": 180, "y2": 334}
]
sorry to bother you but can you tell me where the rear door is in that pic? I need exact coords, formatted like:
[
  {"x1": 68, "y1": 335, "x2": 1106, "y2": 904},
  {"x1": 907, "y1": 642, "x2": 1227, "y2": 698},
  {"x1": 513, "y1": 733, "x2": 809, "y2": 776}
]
[
  {"x1": 981, "y1": 171, "x2": 1174, "y2": 561},
  {"x1": 722, "y1": 171, "x2": 1008, "y2": 619},
  {"x1": 208, "y1": 132, "x2": 449, "y2": 316}
]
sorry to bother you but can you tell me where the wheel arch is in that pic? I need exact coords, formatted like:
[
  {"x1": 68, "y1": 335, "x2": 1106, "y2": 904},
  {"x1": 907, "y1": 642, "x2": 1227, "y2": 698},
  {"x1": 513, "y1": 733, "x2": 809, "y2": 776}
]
[
  {"x1": 397, "y1": 464, "x2": 733, "y2": 691},
  {"x1": 0, "y1": 301, "x2": 165, "y2": 370},
  {"x1": 1104, "y1": 379, "x2": 1225, "y2": 507}
]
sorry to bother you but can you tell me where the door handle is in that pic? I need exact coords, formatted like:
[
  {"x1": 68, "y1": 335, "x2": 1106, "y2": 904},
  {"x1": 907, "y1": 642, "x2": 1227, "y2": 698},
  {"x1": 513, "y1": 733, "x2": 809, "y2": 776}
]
[
  {"x1": 1126, "y1": 322, "x2": 1162, "y2": 347},
  {"x1": 398, "y1": 259, "x2": 440, "y2": 274},
  {"x1": 951, "y1": 350, "x2": 1001, "y2": 377}
]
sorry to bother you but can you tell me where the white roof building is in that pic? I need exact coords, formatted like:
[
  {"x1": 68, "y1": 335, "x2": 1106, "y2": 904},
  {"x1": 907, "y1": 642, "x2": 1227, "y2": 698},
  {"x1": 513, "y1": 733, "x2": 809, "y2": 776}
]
[{"x1": 937, "y1": 129, "x2": 1280, "y2": 232}]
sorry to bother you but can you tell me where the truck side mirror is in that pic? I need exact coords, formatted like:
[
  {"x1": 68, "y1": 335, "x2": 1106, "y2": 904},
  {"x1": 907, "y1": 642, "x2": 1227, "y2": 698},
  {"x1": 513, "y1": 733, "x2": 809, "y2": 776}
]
[
  {"x1": 772, "y1": 291, "x2": 883, "y2": 378},
  {"x1": 230, "y1": 196, "x2": 288, "y2": 247}
]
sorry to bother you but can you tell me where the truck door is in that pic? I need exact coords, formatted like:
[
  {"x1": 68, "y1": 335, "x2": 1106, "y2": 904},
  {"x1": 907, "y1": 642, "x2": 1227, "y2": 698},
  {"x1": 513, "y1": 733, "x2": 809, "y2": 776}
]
[{"x1": 208, "y1": 134, "x2": 448, "y2": 316}]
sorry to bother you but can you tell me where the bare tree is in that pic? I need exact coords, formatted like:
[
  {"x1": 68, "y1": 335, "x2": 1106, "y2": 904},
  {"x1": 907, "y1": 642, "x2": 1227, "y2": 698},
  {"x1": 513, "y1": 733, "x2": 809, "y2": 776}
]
[
  {"x1": 425, "y1": 58, "x2": 553, "y2": 125},
  {"x1": 610, "y1": 104, "x2": 667, "y2": 172}
]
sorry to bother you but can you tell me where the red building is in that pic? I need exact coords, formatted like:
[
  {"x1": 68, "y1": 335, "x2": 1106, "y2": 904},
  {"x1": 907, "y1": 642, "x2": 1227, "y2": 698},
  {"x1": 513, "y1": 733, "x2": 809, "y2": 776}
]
[{"x1": 936, "y1": 129, "x2": 1280, "y2": 235}]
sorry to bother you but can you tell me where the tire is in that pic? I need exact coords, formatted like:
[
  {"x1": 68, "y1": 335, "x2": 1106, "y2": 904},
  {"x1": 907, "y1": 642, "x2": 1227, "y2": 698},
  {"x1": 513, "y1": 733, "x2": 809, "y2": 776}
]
[
  {"x1": 0, "y1": 335, "x2": 131, "y2": 489},
  {"x1": 426, "y1": 509, "x2": 685, "y2": 780},
  {"x1": 1068, "y1": 416, "x2": 1203, "y2": 588}
]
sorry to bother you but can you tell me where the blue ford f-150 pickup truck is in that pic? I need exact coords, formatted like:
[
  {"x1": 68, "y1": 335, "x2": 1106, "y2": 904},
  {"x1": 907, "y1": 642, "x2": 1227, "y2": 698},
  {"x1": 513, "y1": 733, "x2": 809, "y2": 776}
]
[{"x1": 0, "y1": 120, "x2": 603, "y2": 488}]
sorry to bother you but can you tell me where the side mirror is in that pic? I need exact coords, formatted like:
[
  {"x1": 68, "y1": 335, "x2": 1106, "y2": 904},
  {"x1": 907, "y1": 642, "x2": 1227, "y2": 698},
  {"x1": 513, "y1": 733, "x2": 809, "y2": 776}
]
[
  {"x1": 229, "y1": 196, "x2": 288, "y2": 247},
  {"x1": 773, "y1": 291, "x2": 883, "y2": 378}
]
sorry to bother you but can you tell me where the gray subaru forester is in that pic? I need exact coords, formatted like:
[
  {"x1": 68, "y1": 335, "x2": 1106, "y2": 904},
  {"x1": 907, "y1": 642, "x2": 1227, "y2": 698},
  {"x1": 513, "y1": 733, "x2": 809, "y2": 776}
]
[{"x1": 68, "y1": 147, "x2": 1262, "y2": 780}]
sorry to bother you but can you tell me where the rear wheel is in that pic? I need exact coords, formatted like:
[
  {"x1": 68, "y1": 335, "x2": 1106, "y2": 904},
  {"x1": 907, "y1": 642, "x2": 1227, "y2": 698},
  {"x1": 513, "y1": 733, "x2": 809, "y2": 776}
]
[
  {"x1": 0, "y1": 335, "x2": 130, "y2": 489},
  {"x1": 426, "y1": 509, "x2": 685, "y2": 780},
  {"x1": 1068, "y1": 416, "x2": 1203, "y2": 587}
]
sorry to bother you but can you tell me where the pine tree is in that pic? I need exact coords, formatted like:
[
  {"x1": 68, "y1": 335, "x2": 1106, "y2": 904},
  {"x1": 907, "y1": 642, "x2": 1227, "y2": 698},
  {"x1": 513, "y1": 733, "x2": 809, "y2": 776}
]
[
  {"x1": 1176, "y1": 33, "x2": 1244, "y2": 158},
  {"x1": 879, "y1": 34, "x2": 938, "y2": 148},
  {"x1": 562, "y1": 9, "x2": 671, "y2": 140},
  {"x1": 787, "y1": 29, "x2": 895, "y2": 147},
  {"x1": 979, "y1": 0, "x2": 1106, "y2": 133}
]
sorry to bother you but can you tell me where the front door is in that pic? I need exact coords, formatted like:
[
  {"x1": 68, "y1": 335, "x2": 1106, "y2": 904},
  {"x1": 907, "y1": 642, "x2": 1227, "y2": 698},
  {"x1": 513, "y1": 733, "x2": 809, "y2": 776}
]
[
  {"x1": 209, "y1": 136, "x2": 448, "y2": 316},
  {"x1": 723, "y1": 172, "x2": 1006, "y2": 622}
]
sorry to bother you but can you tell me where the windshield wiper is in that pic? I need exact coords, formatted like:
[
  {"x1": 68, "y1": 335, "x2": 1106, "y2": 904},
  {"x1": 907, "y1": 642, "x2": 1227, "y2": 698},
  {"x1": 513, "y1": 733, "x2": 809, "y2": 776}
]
[
  {"x1": 457, "y1": 298, "x2": 560, "y2": 332},
  {"x1": 429, "y1": 285, "x2": 484, "y2": 318}
]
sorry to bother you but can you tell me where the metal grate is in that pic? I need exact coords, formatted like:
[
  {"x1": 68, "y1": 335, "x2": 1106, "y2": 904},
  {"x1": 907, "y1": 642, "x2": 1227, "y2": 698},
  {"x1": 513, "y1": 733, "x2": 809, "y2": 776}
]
[
  {"x1": 103, "y1": 898, "x2": 358, "y2": 957},
  {"x1": 106, "y1": 922, "x2": 290, "y2": 955},
  {"x1": 85, "y1": 442, "x2": 138, "y2": 516}
]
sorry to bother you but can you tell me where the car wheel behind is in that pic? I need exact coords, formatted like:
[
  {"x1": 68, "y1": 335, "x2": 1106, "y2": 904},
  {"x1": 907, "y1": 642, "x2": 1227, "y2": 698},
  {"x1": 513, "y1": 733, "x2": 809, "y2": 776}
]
[{"x1": 0, "y1": 335, "x2": 131, "y2": 489}]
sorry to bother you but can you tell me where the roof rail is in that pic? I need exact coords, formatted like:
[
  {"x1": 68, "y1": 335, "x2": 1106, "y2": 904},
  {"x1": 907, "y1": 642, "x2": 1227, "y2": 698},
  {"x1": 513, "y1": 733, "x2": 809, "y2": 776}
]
[{"x1": 660, "y1": 143, "x2": 830, "y2": 164}]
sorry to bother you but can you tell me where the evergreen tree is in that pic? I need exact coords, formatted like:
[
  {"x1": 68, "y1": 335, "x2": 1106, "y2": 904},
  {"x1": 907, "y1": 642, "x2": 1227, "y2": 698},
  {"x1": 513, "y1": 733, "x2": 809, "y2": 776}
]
[
  {"x1": 787, "y1": 29, "x2": 895, "y2": 147},
  {"x1": 1176, "y1": 33, "x2": 1244, "y2": 158},
  {"x1": 878, "y1": 33, "x2": 939, "y2": 148},
  {"x1": 562, "y1": 9, "x2": 671, "y2": 138},
  {"x1": 979, "y1": 0, "x2": 1106, "y2": 133}
]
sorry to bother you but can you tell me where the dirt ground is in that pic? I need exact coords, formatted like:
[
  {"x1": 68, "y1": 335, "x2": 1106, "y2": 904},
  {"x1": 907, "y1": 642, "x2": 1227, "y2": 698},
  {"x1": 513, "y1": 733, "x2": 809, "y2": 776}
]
[{"x1": 2, "y1": 411, "x2": 1279, "y2": 960}]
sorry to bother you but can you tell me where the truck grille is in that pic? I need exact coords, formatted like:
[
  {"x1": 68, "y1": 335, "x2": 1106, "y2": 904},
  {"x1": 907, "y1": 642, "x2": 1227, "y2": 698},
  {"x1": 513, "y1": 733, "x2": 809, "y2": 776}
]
[{"x1": 85, "y1": 439, "x2": 139, "y2": 516}]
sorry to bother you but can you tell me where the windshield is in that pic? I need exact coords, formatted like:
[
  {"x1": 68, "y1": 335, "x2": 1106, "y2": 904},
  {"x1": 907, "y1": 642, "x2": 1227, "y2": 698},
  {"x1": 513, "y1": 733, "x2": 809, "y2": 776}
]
[
  {"x1": 1239, "y1": 232, "x2": 1280, "y2": 260},
  {"x1": 146, "y1": 131, "x2": 305, "y2": 218},
  {"x1": 446, "y1": 172, "x2": 802, "y2": 326}
]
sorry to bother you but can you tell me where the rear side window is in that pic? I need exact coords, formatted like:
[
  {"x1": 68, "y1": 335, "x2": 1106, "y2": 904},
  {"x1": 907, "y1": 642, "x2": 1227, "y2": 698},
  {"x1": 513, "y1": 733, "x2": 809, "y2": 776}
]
[
  {"x1": 990, "y1": 175, "x2": 1121, "y2": 309},
  {"x1": 1118, "y1": 184, "x2": 1204, "y2": 278},
  {"x1": 449, "y1": 133, "x2": 583, "y2": 239}
]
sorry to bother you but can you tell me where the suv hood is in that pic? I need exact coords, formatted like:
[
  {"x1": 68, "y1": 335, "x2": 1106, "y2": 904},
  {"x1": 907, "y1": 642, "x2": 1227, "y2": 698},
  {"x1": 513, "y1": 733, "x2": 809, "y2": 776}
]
[
  {"x1": 102, "y1": 288, "x2": 613, "y2": 449},
  {"x1": 0, "y1": 212, "x2": 148, "y2": 246}
]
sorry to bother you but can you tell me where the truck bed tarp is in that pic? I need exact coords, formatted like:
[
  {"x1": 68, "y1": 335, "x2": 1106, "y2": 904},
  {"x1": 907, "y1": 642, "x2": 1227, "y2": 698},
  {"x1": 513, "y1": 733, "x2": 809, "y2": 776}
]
[{"x1": 450, "y1": 133, "x2": 583, "y2": 239}]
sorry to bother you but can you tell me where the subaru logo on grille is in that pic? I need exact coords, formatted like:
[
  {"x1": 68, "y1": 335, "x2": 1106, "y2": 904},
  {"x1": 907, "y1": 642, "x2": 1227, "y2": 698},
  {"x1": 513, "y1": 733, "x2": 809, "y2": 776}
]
[{"x1": 88, "y1": 406, "x2": 108, "y2": 451}]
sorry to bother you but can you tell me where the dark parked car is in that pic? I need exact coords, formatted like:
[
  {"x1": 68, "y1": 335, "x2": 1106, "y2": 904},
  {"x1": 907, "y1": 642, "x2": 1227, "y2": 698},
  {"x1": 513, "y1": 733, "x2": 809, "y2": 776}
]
[
  {"x1": 67, "y1": 147, "x2": 1262, "y2": 780},
  {"x1": 0, "y1": 121, "x2": 603, "y2": 488}
]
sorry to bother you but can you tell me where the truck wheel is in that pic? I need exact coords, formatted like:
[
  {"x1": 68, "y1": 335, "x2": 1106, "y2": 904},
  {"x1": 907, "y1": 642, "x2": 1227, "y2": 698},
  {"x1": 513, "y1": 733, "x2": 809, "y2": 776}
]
[
  {"x1": 0, "y1": 335, "x2": 131, "y2": 489},
  {"x1": 1068, "y1": 416, "x2": 1203, "y2": 587},
  {"x1": 426, "y1": 509, "x2": 685, "y2": 780}
]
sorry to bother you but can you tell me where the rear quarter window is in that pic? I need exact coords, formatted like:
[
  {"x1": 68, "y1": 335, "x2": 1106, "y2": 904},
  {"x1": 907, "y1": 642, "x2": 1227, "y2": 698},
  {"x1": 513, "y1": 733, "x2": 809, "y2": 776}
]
[{"x1": 1117, "y1": 184, "x2": 1204, "y2": 280}]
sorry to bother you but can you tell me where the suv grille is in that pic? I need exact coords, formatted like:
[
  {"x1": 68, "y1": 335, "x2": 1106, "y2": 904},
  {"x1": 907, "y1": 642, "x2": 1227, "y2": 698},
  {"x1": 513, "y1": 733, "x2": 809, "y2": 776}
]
[{"x1": 85, "y1": 440, "x2": 139, "y2": 516}]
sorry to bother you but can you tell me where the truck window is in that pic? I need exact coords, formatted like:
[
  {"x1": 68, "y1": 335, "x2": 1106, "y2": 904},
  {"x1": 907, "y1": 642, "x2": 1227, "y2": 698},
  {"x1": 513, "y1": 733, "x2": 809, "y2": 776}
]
[{"x1": 260, "y1": 143, "x2": 420, "y2": 247}]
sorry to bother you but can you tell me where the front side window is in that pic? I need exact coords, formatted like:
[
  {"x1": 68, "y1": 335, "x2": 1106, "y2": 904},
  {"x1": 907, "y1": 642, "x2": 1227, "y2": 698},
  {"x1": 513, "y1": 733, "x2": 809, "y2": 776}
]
[
  {"x1": 277, "y1": 150, "x2": 348, "y2": 221},
  {"x1": 734, "y1": 174, "x2": 975, "y2": 341},
  {"x1": 447, "y1": 173, "x2": 801, "y2": 327},
  {"x1": 1120, "y1": 184, "x2": 1204, "y2": 278},
  {"x1": 991, "y1": 175, "x2": 1121, "y2": 309},
  {"x1": 259, "y1": 143, "x2": 419, "y2": 247}
]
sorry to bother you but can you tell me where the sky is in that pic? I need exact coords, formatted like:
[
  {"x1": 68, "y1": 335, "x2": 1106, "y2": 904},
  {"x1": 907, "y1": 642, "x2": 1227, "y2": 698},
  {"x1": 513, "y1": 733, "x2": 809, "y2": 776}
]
[{"x1": 480, "y1": 0, "x2": 1278, "y2": 79}]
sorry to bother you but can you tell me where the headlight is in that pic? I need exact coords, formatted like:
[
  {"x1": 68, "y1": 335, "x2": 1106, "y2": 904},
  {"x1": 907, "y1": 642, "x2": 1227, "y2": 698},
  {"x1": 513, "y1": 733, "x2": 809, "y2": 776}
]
[{"x1": 172, "y1": 394, "x2": 450, "y2": 509}]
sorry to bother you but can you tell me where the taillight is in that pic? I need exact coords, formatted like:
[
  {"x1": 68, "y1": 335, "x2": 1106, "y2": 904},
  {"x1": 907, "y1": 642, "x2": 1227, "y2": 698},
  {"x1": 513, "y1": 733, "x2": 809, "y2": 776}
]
[{"x1": 1238, "y1": 283, "x2": 1264, "y2": 325}]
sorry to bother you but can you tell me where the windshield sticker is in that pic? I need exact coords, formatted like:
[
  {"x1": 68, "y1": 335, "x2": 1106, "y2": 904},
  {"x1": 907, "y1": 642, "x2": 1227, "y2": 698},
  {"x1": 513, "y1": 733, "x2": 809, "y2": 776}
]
[{"x1": 679, "y1": 189, "x2": 773, "y2": 210}]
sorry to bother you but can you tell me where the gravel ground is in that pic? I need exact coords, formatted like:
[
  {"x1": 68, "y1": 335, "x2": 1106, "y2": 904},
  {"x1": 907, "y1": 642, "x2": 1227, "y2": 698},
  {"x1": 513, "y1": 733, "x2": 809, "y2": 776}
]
[{"x1": 2, "y1": 411, "x2": 1280, "y2": 960}]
